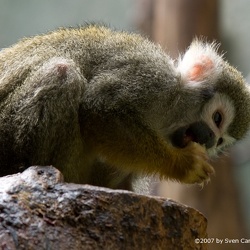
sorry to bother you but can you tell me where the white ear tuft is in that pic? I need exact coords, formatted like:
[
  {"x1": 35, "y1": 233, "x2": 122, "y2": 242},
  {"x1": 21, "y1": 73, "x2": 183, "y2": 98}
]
[{"x1": 178, "y1": 40, "x2": 223, "y2": 85}]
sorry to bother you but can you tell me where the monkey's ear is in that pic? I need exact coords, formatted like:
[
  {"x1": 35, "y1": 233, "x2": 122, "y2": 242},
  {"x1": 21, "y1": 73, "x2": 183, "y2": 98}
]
[{"x1": 178, "y1": 40, "x2": 223, "y2": 84}]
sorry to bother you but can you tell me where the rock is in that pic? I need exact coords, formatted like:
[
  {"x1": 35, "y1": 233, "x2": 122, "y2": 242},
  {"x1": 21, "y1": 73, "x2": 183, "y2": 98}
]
[{"x1": 0, "y1": 166, "x2": 207, "y2": 250}]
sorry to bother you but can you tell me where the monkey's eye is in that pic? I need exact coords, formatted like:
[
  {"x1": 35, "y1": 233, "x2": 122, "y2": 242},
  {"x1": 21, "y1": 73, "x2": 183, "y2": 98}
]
[{"x1": 213, "y1": 111, "x2": 222, "y2": 128}]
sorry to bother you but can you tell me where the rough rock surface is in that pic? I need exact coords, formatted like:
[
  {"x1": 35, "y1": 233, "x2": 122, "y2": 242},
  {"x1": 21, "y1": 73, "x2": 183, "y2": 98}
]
[{"x1": 0, "y1": 166, "x2": 207, "y2": 250}]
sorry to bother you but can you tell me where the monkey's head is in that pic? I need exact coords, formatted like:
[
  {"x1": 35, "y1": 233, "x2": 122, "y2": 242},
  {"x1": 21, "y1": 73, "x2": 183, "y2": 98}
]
[{"x1": 167, "y1": 40, "x2": 250, "y2": 156}]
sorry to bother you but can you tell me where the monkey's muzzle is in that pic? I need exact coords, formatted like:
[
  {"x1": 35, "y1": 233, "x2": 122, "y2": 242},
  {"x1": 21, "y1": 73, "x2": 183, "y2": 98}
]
[{"x1": 171, "y1": 121, "x2": 215, "y2": 149}]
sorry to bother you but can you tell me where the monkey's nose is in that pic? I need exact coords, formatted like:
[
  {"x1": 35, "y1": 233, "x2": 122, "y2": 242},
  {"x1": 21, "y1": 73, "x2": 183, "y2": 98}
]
[{"x1": 217, "y1": 137, "x2": 223, "y2": 147}]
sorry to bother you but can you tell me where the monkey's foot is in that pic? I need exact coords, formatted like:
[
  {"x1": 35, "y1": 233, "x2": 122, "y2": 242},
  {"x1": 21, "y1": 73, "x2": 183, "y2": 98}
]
[{"x1": 181, "y1": 142, "x2": 215, "y2": 184}]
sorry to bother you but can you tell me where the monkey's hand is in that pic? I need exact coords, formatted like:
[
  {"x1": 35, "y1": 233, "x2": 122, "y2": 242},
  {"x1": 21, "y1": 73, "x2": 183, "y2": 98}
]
[{"x1": 178, "y1": 142, "x2": 215, "y2": 184}]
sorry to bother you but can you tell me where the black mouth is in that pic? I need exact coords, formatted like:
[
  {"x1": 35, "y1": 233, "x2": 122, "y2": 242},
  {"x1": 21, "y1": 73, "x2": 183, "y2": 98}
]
[
  {"x1": 183, "y1": 127, "x2": 198, "y2": 147},
  {"x1": 170, "y1": 122, "x2": 215, "y2": 149},
  {"x1": 170, "y1": 126, "x2": 192, "y2": 148}
]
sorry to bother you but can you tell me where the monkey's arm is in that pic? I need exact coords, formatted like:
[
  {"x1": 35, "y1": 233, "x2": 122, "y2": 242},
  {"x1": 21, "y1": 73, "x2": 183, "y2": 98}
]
[{"x1": 82, "y1": 107, "x2": 214, "y2": 184}]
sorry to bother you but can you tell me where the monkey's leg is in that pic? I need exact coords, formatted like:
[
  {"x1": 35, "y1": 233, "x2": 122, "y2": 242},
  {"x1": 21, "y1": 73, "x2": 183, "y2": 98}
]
[
  {"x1": 4, "y1": 57, "x2": 92, "y2": 181},
  {"x1": 88, "y1": 160, "x2": 134, "y2": 190}
]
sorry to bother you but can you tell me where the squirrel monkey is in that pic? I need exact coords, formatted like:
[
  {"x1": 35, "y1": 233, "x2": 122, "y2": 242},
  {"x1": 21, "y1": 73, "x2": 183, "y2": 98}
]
[{"x1": 0, "y1": 25, "x2": 250, "y2": 190}]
